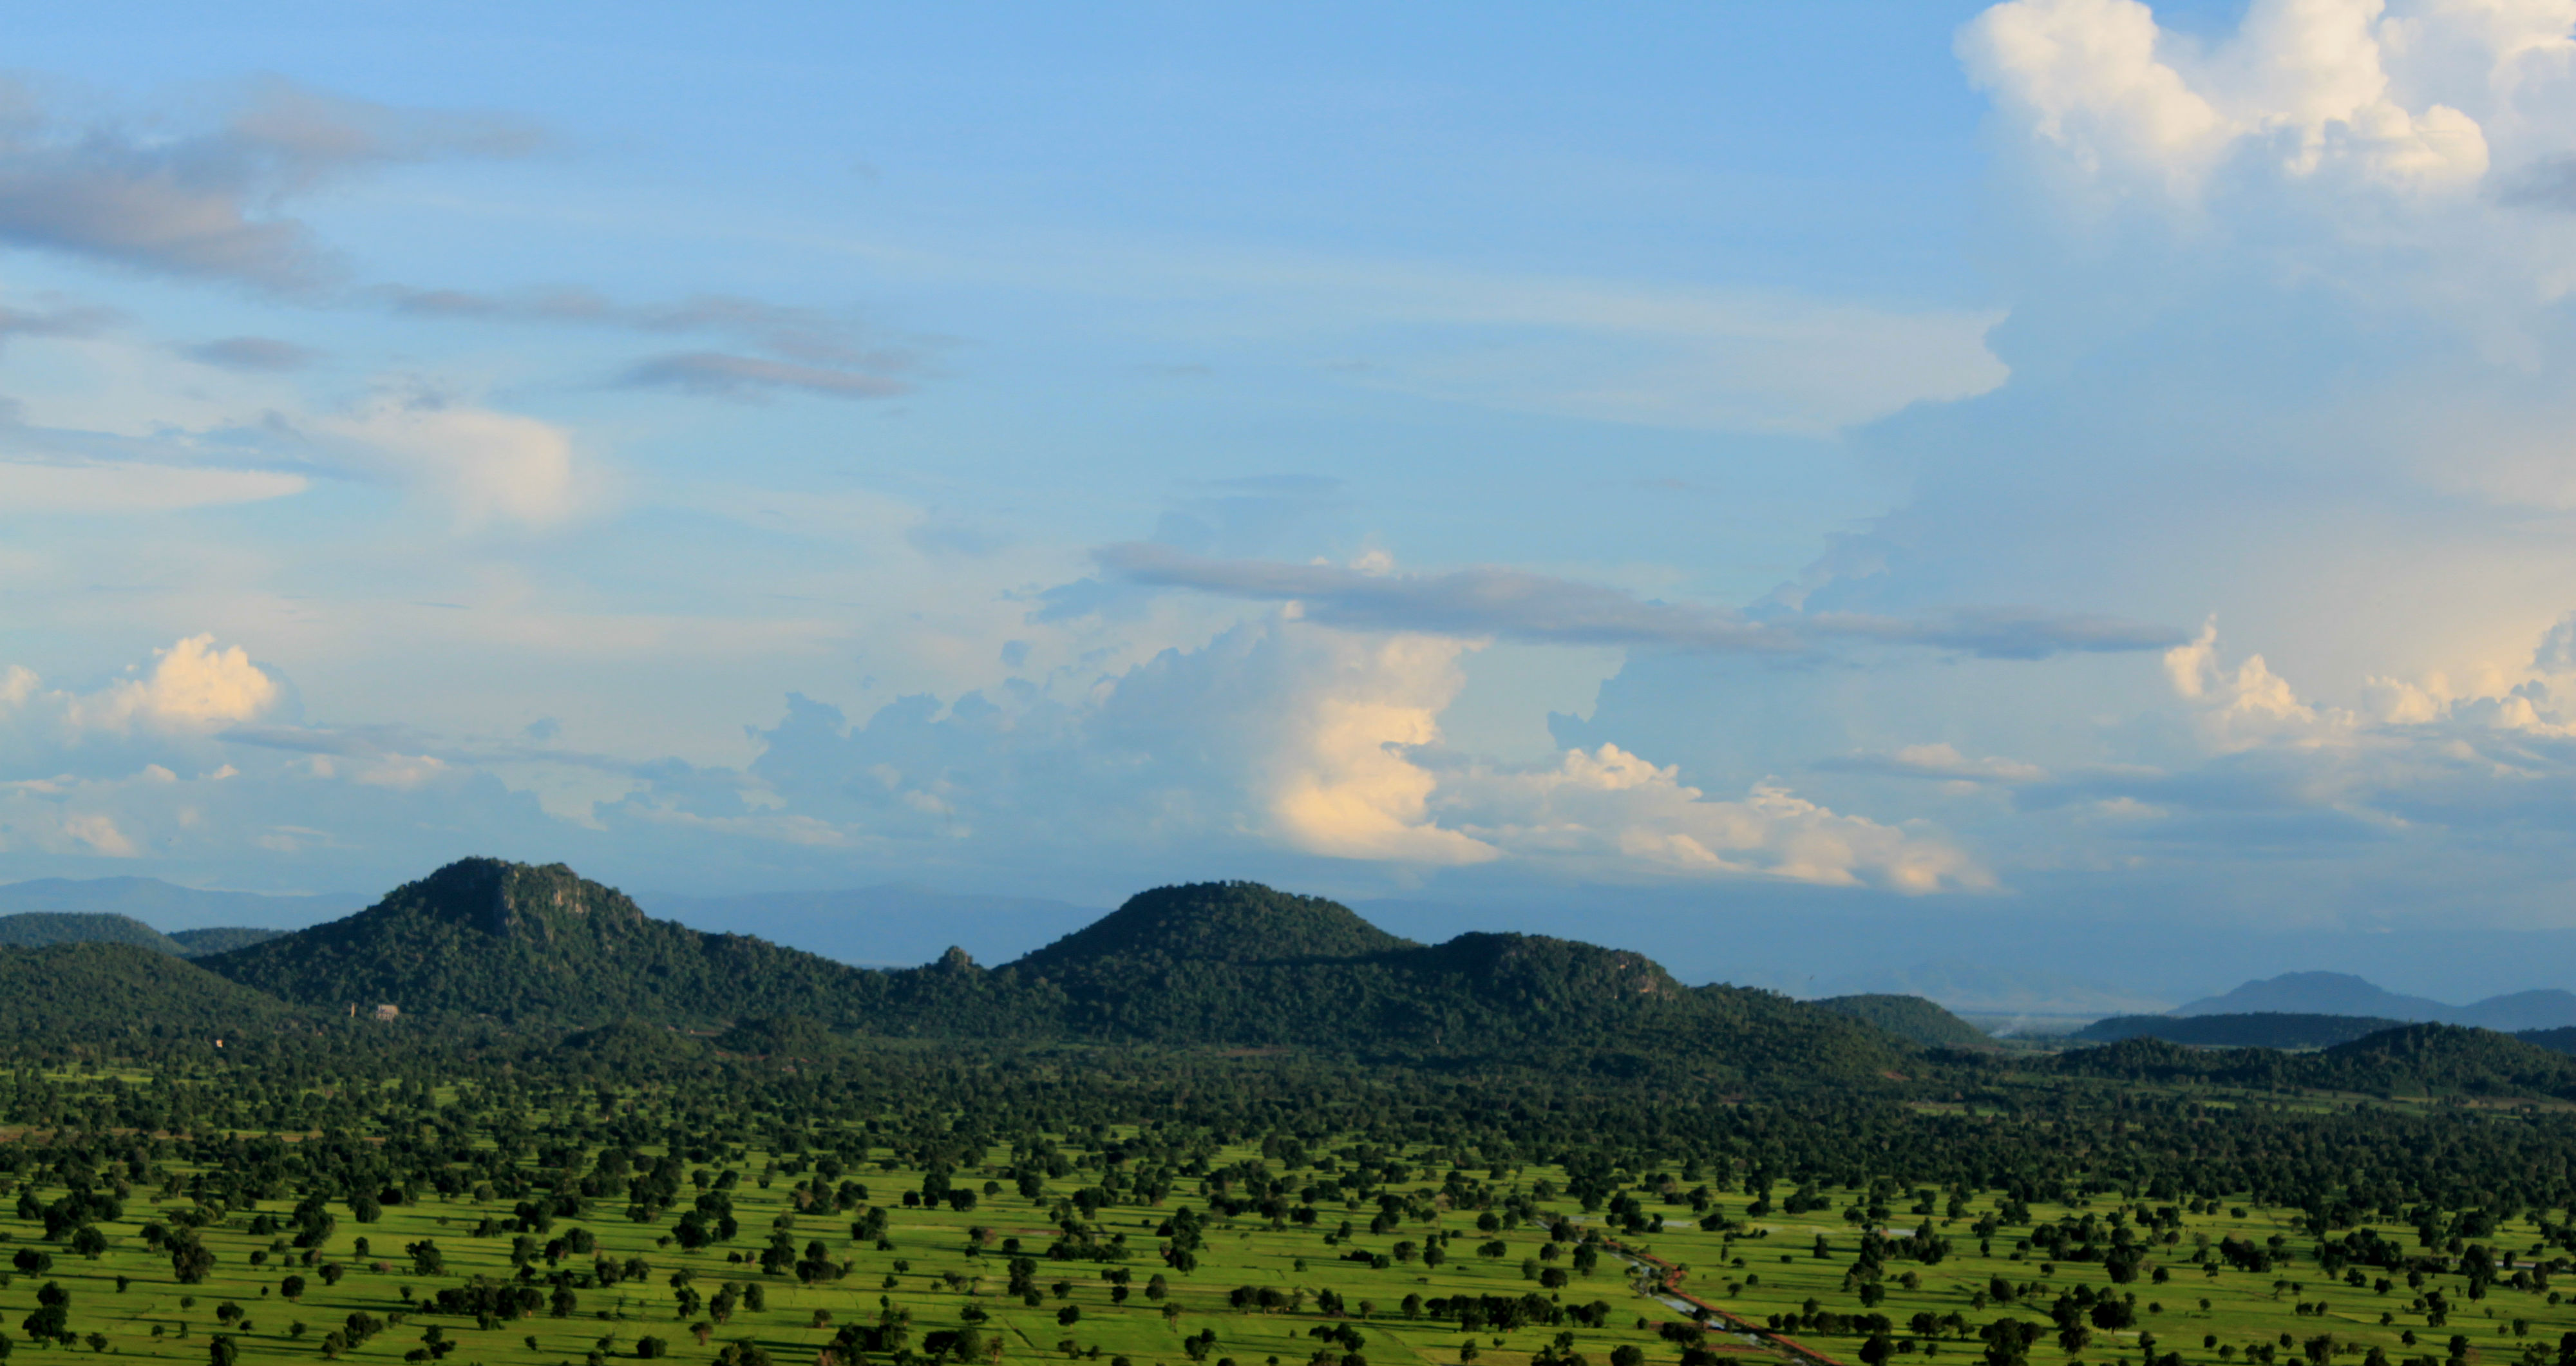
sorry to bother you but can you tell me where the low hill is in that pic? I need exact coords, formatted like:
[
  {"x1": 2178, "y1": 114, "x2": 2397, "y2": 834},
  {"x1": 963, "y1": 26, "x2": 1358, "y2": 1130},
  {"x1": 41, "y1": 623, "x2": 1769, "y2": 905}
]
[
  {"x1": 2174, "y1": 972, "x2": 2452, "y2": 1021},
  {"x1": 2053, "y1": 1023, "x2": 2576, "y2": 1100},
  {"x1": 2455, "y1": 989, "x2": 2576, "y2": 1032},
  {"x1": 0, "y1": 943, "x2": 305, "y2": 1041},
  {"x1": 1812, "y1": 994, "x2": 1994, "y2": 1049},
  {"x1": 0, "y1": 913, "x2": 292, "y2": 961},
  {"x1": 1016, "y1": 880, "x2": 1414, "y2": 974},
  {"x1": 2517, "y1": 1026, "x2": 2576, "y2": 1056},
  {"x1": 2073, "y1": 1012, "x2": 2410, "y2": 1049},
  {"x1": 0, "y1": 911, "x2": 187, "y2": 955},
  {"x1": 2297, "y1": 1023, "x2": 2576, "y2": 1099},
  {"x1": 167, "y1": 927, "x2": 287, "y2": 956}
]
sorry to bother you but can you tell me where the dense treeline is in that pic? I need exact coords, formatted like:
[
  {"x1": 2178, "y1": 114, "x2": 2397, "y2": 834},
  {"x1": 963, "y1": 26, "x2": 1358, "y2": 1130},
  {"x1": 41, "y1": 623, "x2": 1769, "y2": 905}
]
[
  {"x1": 8, "y1": 1021, "x2": 2576, "y2": 1228},
  {"x1": 2070, "y1": 1014, "x2": 2417, "y2": 1050},
  {"x1": 2046, "y1": 1025, "x2": 2576, "y2": 1100}
]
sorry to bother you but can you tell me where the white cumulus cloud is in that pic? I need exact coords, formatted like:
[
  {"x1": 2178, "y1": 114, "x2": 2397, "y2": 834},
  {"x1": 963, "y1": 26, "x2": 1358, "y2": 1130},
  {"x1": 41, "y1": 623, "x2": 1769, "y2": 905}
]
[
  {"x1": 66, "y1": 634, "x2": 279, "y2": 735},
  {"x1": 1437, "y1": 745, "x2": 1993, "y2": 893},
  {"x1": 1960, "y1": 0, "x2": 2525, "y2": 200}
]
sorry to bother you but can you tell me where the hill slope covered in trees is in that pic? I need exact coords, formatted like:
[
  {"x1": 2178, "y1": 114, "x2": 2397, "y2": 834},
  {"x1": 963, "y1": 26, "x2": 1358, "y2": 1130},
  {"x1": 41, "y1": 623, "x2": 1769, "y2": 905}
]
[
  {"x1": 0, "y1": 942, "x2": 309, "y2": 1041},
  {"x1": 0, "y1": 911, "x2": 188, "y2": 954},
  {"x1": 0, "y1": 912, "x2": 289, "y2": 960},
  {"x1": 195, "y1": 860, "x2": 1909, "y2": 1083},
  {"x1": 1812, "y1": 993, "x2": 1994, "y2": 1049}
]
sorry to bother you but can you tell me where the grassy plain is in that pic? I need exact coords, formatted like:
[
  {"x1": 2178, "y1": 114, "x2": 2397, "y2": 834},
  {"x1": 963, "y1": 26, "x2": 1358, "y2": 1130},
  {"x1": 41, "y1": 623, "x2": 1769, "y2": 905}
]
[{"x1": 1, "y1": 1117, "x2": 2565, "y2": 1366}]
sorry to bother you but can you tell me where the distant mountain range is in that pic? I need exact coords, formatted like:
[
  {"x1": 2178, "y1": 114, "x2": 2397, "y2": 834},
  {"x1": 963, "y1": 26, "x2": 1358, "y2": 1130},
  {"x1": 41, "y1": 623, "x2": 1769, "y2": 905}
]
[
  {"x1": 0, "y1": 912, "x2": 283, "y2": 958},
  {"x1": 0, "y1": 876, "x2": 363, "y2": 930},
  {"x1": 2174, "y1": 971, "x2": 2576, "y2": 1030},
  {"x1": 21, "y1": 855, "x2": 2576, "y2": 1104}
]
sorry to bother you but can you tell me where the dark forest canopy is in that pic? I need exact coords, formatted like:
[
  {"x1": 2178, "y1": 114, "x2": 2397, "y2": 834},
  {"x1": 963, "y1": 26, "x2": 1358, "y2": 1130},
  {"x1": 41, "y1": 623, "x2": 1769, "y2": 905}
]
[
  {"x1": 190, "y1": 860, "x2": 1912, "y2": 1085},
  {"x1": 1812, "y1": 993, "x2": 1994, "y2": 1050},
  {"x1": 2072, "y1": 1012, "x2": 2417, "y2": 1049}
]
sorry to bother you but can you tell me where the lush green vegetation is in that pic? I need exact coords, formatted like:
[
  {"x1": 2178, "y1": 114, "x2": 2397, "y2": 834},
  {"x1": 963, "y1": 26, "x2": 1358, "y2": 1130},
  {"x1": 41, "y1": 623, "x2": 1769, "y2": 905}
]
[
  {"x1": 5, "y1": 1030, "x2": 2576, "y2": 1366},
  {"x1": 0, "y1": 913, "x2": 191, "y2": 956},
  {"x1": 0, "y1": 915, "x2": 283, "y2": 959},
  {"x1": 1810, "y1": 998, "x2": 1992, "y2": 1052},
  {"x1": 0, "y1": 944, "x2": 304, "y2": 1041},
  {"x1": 194, "y1": 864, "x2": 1908, "y2": 1086},
  {"x1": 169, "y1": 929, "x2": 289, "y2": 958},
  {"x1": 2515, "y1": 1029, "x2": 2576, "y2": 1058},
  {"x1": 14, "y1": 855, "x2": 2576, "y2": 1366},
  {"x1": 2047, "y1": 1026, "x2": 2576, "y2": 1101}
]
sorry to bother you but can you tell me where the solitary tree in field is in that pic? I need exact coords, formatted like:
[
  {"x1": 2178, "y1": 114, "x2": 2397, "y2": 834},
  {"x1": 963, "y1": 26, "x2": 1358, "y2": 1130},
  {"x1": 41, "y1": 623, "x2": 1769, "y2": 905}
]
[{"x1": 171, "y1": 1242, "x2": 216, "y2": 1285}]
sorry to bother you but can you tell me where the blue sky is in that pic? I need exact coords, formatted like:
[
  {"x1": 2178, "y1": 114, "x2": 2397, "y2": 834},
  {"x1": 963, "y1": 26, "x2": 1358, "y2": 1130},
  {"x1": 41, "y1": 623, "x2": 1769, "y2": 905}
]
[{"x1": 9, "y1": 1, "x2": 2576, "y2": 985}]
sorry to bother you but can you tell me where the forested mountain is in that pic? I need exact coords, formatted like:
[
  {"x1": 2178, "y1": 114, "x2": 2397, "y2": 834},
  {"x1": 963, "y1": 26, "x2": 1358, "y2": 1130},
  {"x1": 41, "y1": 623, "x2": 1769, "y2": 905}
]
[
  {"x1": 1812, "y1": 992, "x2": 1994, "y2": 1049},
  {"x1": 201, "y1": 858, "x2": 889, "y2": 1025},
  {"x1": 189, "y1": 859, "x2": 1909, "y2": 1082}
]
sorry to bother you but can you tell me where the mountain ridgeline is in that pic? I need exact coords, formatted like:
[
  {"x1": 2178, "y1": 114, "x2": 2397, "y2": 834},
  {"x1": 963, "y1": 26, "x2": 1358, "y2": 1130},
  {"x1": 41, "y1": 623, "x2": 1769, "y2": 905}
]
[
  {"x1": 0, "y1": 911, "x2": 283, "y2": 958},
  {"x1": 184, "y1": 858, "x2": 1910, "y2": 1082},
  {"x1": 2172, "y1": 971, "x2": 2576, "y2": 1030}
]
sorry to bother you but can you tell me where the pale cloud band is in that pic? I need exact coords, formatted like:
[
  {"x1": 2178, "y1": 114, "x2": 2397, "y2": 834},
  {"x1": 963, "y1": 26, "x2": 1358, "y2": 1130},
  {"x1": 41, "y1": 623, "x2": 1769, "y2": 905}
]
[{"x1": 1097, "y1": 542, "x2": 2187, "y2": 660}]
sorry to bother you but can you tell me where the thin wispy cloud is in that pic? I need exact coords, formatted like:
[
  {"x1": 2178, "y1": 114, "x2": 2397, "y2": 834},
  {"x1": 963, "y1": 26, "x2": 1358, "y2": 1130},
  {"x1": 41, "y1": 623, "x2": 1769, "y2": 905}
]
[
  {"x1": 619, "y1": 352, "x2": 912, "y2": 401},
  {"x1": 0, "y1": 301, "x2": 120, "y2": 351},
  {"x1": 184, "y1": 336, "x2": 318, "y2": 372},
  {"x1": 1095, "y1": 544, "x2": 2185, "y2": 660},
  {"x1": 0, "y1": 76, "x2": 538, "y2": 289},
  {"x1": 377, "y1": 287, "x2": 894, "y2": 365}
]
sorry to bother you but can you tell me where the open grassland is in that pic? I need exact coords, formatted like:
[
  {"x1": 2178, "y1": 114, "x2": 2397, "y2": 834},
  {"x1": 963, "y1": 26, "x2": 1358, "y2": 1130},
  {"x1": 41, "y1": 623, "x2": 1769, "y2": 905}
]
[{"x1": 1, "y1": 1099, "x2": 2570, "y2": 1366}]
